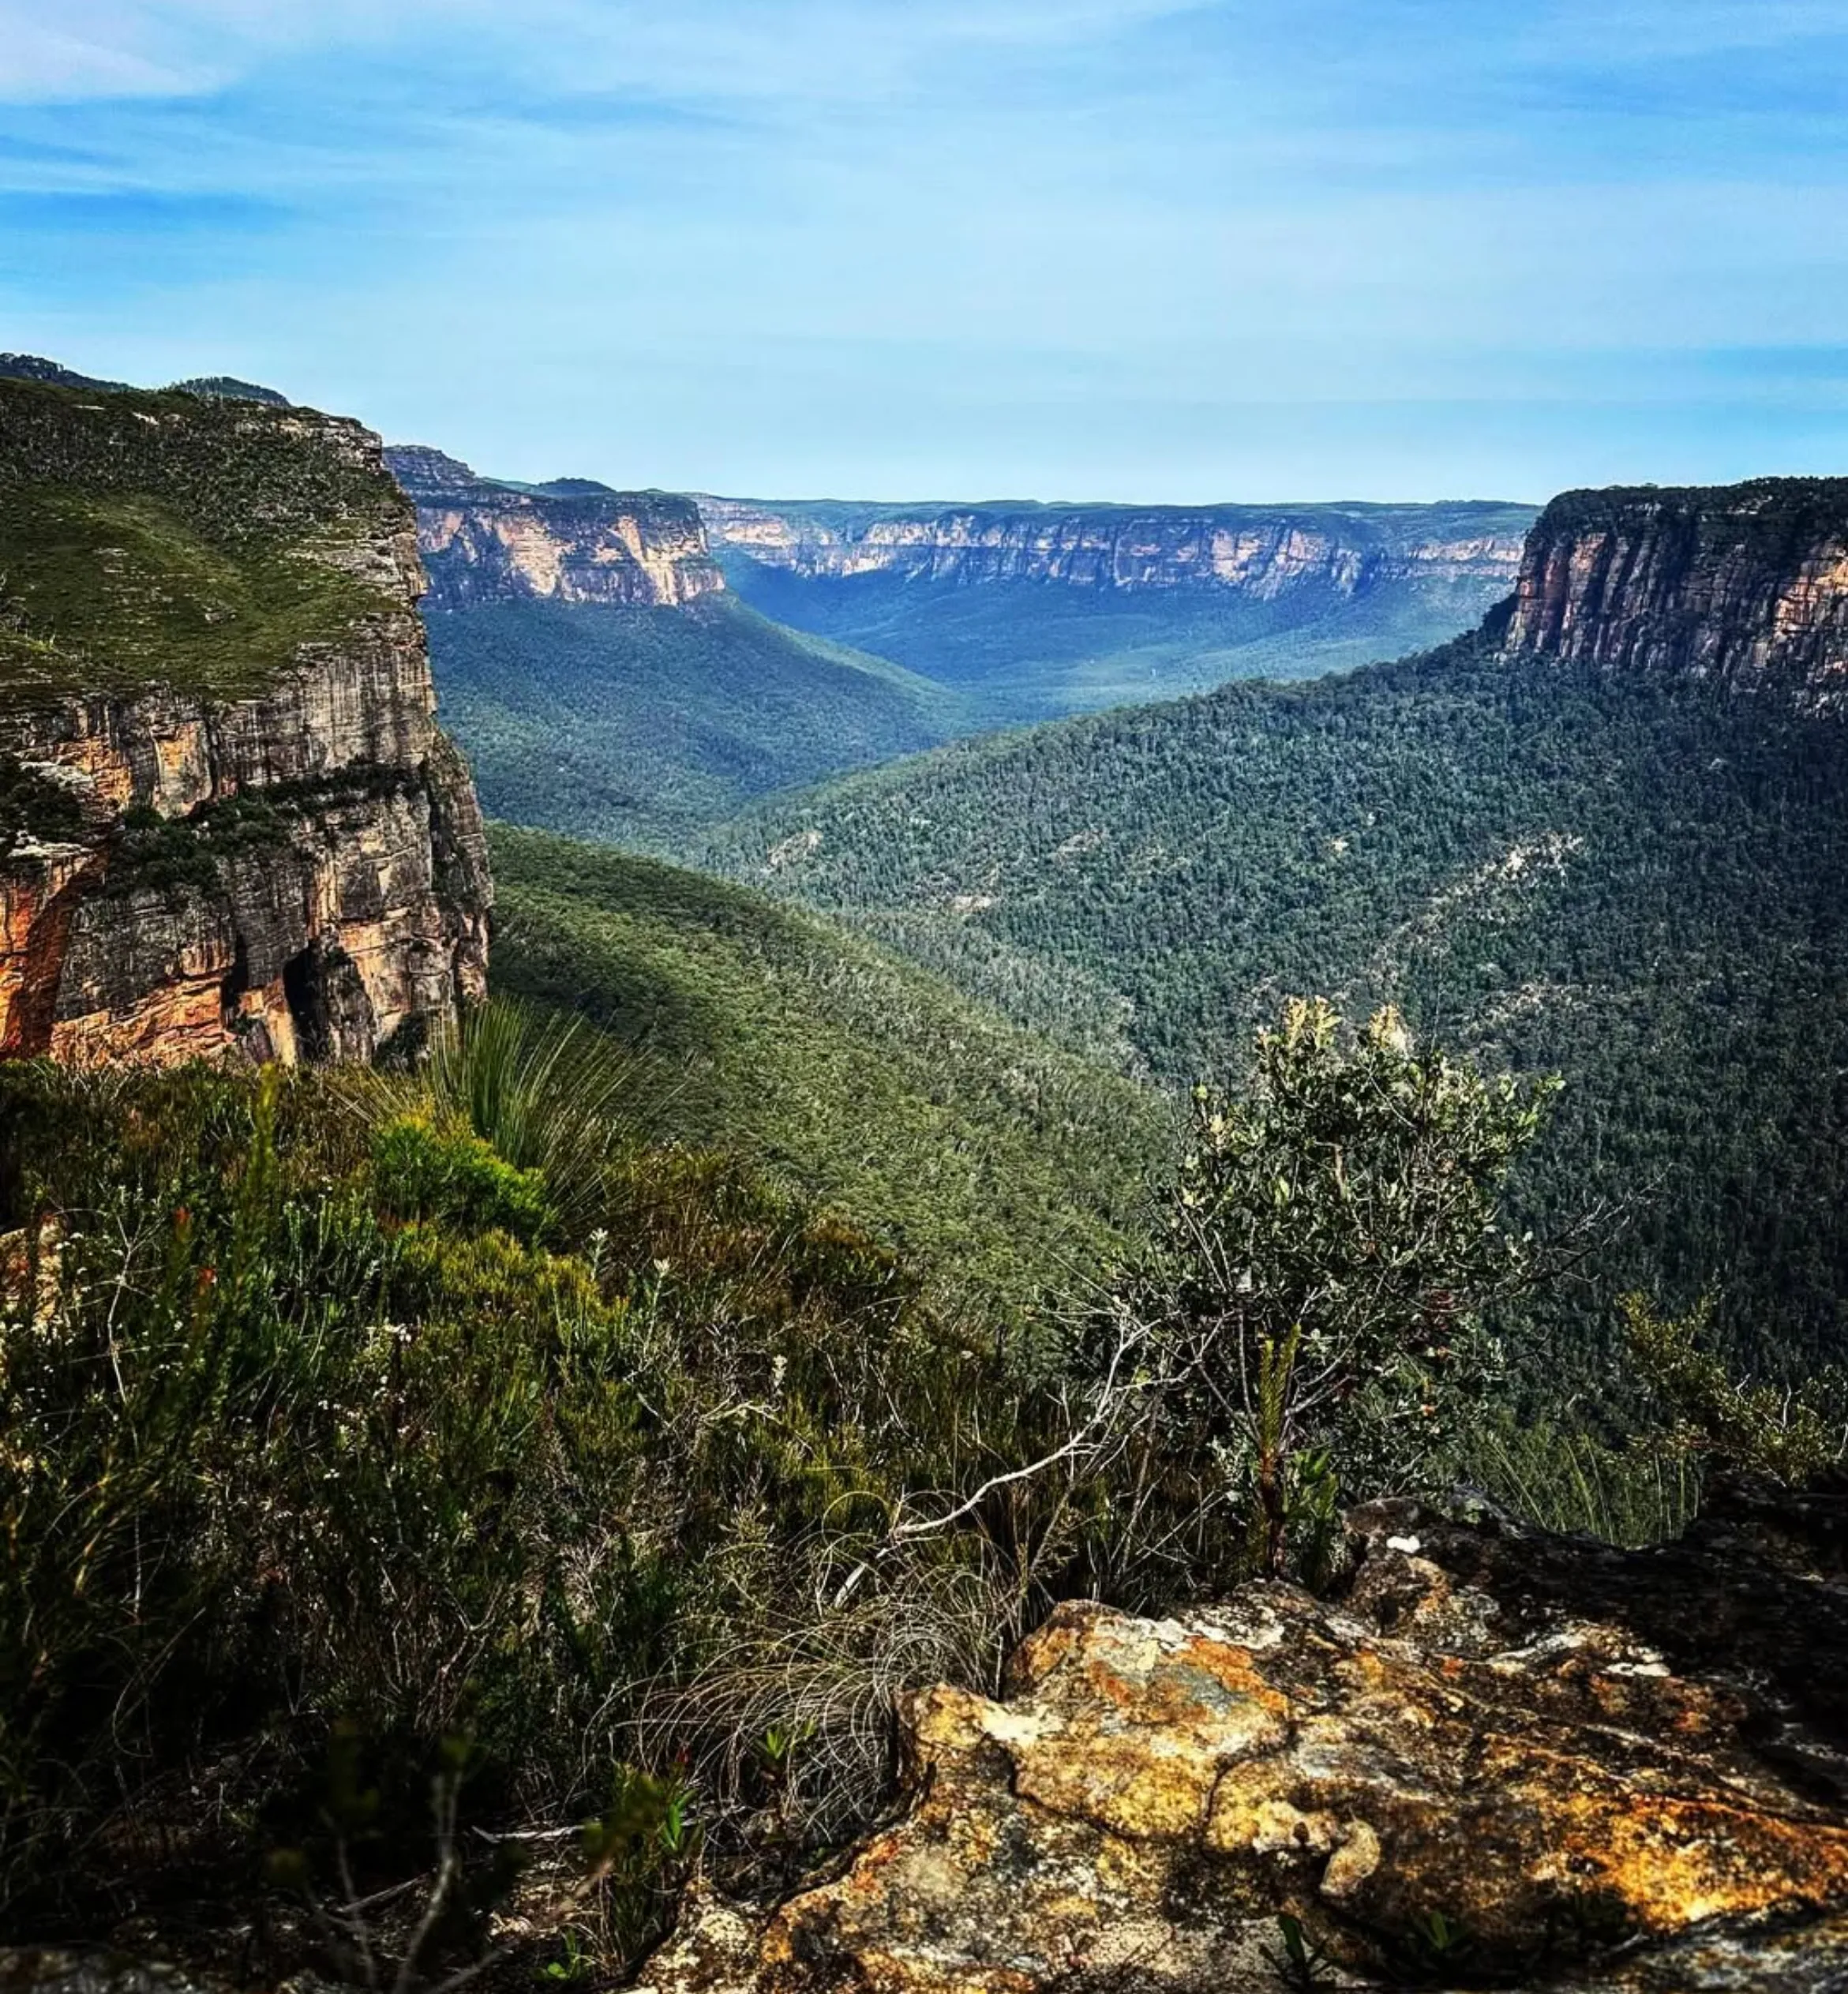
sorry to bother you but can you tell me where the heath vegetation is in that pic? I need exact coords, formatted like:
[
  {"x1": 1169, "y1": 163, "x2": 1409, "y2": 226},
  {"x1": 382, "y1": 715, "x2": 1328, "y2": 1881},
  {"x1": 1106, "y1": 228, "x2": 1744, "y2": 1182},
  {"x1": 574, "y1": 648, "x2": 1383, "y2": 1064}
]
[{"x1": 3, "y1": 990, "x2": 1831, "y2": 1984}]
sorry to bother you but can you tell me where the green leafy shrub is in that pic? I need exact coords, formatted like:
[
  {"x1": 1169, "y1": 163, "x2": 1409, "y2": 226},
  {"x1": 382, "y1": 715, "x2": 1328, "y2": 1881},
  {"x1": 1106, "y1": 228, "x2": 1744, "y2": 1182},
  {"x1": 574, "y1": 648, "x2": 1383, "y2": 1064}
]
[
  {"x1": 1621, "y1": 1291, "x2": 1846, "y2": 1486},
  {"x1": 1096, "y1": 998, "x2": 1560, "y2": 1584},
  {"x1": 372, "y1": 1114, "x2": 552, "y2": 1239}
]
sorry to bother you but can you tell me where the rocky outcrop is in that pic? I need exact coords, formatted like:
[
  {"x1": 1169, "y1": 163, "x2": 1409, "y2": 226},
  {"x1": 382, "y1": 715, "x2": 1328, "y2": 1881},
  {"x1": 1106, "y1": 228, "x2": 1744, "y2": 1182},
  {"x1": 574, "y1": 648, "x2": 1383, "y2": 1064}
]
[
  {"x1": 0, "y1": 376, "x2": 490, "y2": 1067},
  {"x1": 1503, "y1": 479, "x2": 1848, "y2": 708},
  {"x1": 387, "y1": 445, "x2": 724, "y2": 611},
  {"x1": 636, "y1": 1477, "x2": 1848, "y2": 1993},
  {"x1": 699, "y1": 497, "x2": 1532, "y2": 600}
]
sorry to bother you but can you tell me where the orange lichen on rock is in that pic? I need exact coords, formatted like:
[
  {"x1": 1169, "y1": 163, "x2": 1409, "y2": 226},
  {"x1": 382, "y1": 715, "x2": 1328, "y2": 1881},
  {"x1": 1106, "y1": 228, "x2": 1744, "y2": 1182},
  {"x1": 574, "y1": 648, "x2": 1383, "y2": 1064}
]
[{"x1": 633, "y1": 1482, "x2": 1848, "y2": 1993}]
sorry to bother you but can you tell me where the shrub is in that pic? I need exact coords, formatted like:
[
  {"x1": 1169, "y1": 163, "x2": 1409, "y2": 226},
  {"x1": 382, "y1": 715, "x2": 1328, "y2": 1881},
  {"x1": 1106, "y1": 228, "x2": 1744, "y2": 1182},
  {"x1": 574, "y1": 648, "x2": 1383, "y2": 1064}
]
[
  {"x1": 1096, "y1": 998, "x2": 1560, "y2": 1583},
  {"x1": 414, "y1": 996, "x2": 647, "y2": 1235},
  {"x1": 372, "y1": 1114, "x2": 552, "y2": 1239},
  {"x1": 1621, "y1": 1291, "x2": 1846, "y2": 1486},
  {"x1": 0, "y1": 1052, "x2": 1040, "y2": 1966}
]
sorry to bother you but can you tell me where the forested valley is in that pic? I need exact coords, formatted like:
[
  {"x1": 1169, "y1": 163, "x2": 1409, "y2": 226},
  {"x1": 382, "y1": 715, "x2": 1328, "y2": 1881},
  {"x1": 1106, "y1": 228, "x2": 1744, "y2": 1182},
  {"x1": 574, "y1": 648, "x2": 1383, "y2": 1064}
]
[{"x1": 691, "y1": 620, "x2": 1848, "y2": 1377}]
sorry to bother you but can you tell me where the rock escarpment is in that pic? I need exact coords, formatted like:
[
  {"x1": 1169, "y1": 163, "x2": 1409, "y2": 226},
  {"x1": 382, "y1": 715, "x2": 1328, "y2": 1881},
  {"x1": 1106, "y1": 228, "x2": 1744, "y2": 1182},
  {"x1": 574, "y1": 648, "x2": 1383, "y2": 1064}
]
[
  {"x1": 0, "y1": 374, "x2": 489, "y2": 1066},
  {"x1": 638, "y1": 1479, "x2": 1848, "y2": 1993},
  {"x1": 699, "y1": 496, "x2": 1532, "y2": 600},
  {"x1": 387, "y1": 445, "x2": 724, "y2": 611},
  {"x1": 1504, "y1": 479, "x2": 1848, "y2": 707}
]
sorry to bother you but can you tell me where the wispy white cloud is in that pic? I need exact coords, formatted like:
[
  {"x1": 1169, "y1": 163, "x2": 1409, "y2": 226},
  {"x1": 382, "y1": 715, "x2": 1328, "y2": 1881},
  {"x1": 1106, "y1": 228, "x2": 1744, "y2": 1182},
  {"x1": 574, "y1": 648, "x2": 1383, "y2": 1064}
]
[
  {"x1": 2, "y1": 0, "x2": 1846, "y2": 497},
  {"x1": 0, "y1": 0, "x2": 1193, "y2": 104}
]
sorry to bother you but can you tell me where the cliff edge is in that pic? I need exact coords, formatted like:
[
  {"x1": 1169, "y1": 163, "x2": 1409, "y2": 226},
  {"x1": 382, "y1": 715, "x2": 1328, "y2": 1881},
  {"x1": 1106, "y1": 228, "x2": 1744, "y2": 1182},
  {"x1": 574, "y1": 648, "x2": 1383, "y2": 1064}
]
[
  {"x1": 1504, "y1": 478, "x2": 1848, "y2": 707},
  {"x1": 698, "y1": 495, "x2": 1533, "y2": 598},
  {"x1": 637, "y1": 1478, "x2": 1848, "y2": 1993},
  {"x1": 386, "y1": 444, "x2": 724, "y2": 611},
  {"x1": 0, "y1": 373, "x2": 490, "y2": 1065}
]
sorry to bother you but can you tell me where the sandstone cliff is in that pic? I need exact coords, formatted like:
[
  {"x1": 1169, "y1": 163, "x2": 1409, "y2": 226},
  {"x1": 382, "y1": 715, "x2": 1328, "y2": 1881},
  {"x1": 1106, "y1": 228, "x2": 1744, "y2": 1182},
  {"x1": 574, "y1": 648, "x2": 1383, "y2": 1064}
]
[
  {"x1": 387, "y1": 445, "x2": 724, "y2": 611},
  {"x1": 699, "y1": 495, "x2": 1532, "y2": 600},
  {"x1": 0, "y1": 374, "x2": 490, "y2": 1066},
  {"x1": 638, "y1": 1477, "x2": 1848, "y2": 1994},
  {"x1": 1503, "y1": 478, "x2": 1848, "y2": 708}
]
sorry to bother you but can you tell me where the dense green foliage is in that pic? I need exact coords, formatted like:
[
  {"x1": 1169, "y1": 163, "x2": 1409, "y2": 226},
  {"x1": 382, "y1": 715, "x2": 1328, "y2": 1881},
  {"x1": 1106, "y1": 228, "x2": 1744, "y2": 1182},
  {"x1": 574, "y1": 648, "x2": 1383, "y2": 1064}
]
[
  {"x1": 1108, "y1": 999, "x2": 1556, "y2": 1580},
  {"x1": 696, "y1": 634, "x2": 1848, "y2": 1372},
  {"x1": 427, "y1": 597, "x2": 968, "y2": 845},
  {"x1": 0, "y1": 377, "x2": 399, "y2": 707},
  {"x1": 0, "y1": 998, "x2": 1767, "y2": 1976},
  {"x1": 715, "y1": 498, "x2": 1535, "y2": 725},
  {"x1": 489, "y1": 826, "x2": 1168, "y2": 1316},
  {"x1": 0, "y1": 1042, "x2": 1074, "y2": 1958}
]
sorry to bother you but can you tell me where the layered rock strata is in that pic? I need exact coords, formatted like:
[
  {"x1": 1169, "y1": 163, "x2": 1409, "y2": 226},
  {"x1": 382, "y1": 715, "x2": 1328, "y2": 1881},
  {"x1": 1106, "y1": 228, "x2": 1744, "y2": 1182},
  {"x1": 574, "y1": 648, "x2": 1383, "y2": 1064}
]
[
  {"x1": 636, "y1": 1477, "x2": 1848, "y2": 1993},
  {"x1": 699, "y1": 497, "x2": 1531, "y2": 598},
  {"x1": 1, "y1": 380, "x2": 489, "y2": 1066},
  {"x1": 386, "y1": 445, "x2": 724, "y2": 610},
  {"x1": 1504, "y1": 479, "x2": 1848, "y2": 708}
]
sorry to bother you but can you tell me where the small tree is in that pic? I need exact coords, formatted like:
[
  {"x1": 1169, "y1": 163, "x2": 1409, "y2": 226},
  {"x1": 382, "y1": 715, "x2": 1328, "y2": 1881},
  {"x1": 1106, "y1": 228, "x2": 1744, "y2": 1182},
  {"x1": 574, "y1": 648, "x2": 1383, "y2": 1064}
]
[{"x1": 1120, "y1": 998, "x2": 1557, "y2": 1579}]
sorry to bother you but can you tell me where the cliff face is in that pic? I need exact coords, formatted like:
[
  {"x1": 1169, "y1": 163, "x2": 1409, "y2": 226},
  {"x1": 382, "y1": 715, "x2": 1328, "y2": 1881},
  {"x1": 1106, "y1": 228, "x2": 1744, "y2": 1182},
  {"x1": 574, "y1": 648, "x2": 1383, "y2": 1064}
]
[
  {"x1": 0, "y1": 375, "x2": 490, "y2": 1067},
  {"x1": 1504, "y1": 478, "x2": 1848, "y2": 707},
  {"x1": 387, "y1": 445, "x2": 724, "y2": 611},
  {"x1": 699, "y1": 496, "x2": 1532, "y2": 599}
]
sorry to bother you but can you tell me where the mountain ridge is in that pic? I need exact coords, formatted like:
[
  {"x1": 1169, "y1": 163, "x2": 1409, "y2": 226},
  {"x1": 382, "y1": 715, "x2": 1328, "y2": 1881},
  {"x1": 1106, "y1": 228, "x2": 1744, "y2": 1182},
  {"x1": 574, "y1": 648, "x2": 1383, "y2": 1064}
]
[
  {"x1": 700, "y1": 492, "x2": 1538, "y2": 720},
  {"x1": 384, "y1": 442, "x2": 723, "y2": 612},
  {"x1": 699, "y1": 493, "x2": 1535, "y2": 592},
  {"x1": 1506, "y1": 477, "x2": 1848, "y2": 706}
]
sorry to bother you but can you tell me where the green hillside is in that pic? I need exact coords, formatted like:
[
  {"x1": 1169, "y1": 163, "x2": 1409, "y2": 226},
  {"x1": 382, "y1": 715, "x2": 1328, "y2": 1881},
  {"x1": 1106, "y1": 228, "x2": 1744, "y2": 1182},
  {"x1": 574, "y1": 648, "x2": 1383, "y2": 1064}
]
[
  {"x1": 428, "y1": 596, "x2": 970, "y2": 845},
  {"x1": 0, "y1": 373, "x2": 399, "y2": 709},
  {"x1": 695, "y1": 632, "x2": 1848, "y2": 1371},
  {"x1": 489, "y1": 825, "x2": 1169, "y2": 1314}
]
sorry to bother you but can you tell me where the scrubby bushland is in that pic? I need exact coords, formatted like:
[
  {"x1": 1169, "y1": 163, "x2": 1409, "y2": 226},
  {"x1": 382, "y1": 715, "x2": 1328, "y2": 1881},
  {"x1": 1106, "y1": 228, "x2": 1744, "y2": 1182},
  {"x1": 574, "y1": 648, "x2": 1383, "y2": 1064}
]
[
  {"x1": 488, "y1": 827, "x2": 1168, "y2": 1322},
  {"x1": 2, "y1": 996, "x2": 1824, "y2": 1982},
  {"x1": 428, "y1": 598, "x2": 962, "y2": 848},
  {"x1": 0, "y1": 1018, "x2": 1067, "y2": 1973},
  {"x1": 697, "y1": 643, "x2": 1848, "y2": 1377}
]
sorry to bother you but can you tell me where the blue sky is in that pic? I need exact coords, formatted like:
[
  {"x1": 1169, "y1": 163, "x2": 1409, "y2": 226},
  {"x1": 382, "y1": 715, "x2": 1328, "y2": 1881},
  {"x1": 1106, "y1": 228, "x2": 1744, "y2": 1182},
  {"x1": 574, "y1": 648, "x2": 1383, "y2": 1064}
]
[{"x1": 2, "y1": 1, "x2": 1846, "y2": 501}]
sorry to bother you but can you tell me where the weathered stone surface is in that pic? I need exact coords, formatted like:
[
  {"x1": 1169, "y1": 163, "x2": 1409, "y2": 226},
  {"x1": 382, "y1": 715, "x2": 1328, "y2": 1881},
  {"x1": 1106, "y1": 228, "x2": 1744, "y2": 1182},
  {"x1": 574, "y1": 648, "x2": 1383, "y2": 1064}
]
[
  {"x1": 1504, "y1": 479, "x2": 1848, "y2": 709},
  {"x1": 1, "y1": 404, "x2": 491, "y2": 1067},
  {"x1": 635, "y1": 1478, "x2": 1848, "y2": 1993},
  {"x1": 0, "y1": 1952, "x2": 219, "y2": 1994},
  {"x1": 386, "y1": 445, "x2": 723, "y2": 610},
  {"x1": 697, "y1": 497, "x2": 1529, "y2": 599}
]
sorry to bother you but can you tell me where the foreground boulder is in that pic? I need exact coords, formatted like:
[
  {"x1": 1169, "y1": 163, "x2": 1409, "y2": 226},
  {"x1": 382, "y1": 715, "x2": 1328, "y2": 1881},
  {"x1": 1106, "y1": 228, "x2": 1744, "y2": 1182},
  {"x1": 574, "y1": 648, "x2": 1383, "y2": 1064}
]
[{"x1": 637, "y1": 1478, "x2": 1848, "y2": 1992}]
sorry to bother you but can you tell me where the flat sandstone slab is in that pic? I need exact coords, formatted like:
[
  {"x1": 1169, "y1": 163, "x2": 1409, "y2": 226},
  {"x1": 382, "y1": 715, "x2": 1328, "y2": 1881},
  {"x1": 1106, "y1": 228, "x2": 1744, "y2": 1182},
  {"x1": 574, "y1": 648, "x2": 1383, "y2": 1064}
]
[{"x1": 635, "y1": 1479, "x2": 1848, "y2": 1992}]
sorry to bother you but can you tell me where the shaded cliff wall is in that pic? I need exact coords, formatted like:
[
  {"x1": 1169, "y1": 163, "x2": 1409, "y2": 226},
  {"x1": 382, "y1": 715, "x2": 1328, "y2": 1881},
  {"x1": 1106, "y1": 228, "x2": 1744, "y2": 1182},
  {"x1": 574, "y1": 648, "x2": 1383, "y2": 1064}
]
[
  {"x1": 698, "y1": 496, "x2": 1532, "y2": 598},
  {"x1": 0, "y1": 377, "x2": 490, "y2": 1067},
  {"x1": 386, "y1": 446, "x2": 724, "y2": 611},
  {"x1": 1504, "y1": 478, "x2": 1848, "y2": 707}
]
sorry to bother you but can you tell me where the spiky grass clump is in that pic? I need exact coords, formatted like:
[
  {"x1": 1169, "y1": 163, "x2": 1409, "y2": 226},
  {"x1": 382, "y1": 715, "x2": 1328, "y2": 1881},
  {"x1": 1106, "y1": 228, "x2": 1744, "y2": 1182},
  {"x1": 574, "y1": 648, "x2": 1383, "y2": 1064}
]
[
  {"x1": 1466, "y1": 1418, "x2": 1700, "y2": 1547},
  {"x1": 361, "y1": 996, "x2": 655, "y2": 1237}
]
